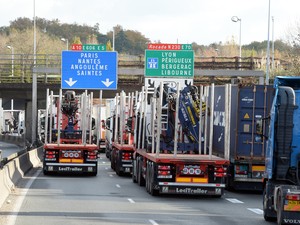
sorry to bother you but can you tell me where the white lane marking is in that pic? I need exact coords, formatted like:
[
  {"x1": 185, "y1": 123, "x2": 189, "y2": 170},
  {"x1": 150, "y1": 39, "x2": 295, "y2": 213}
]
[
  {"x1": 116, "y1": 184, "x2": 121, "y2": 188},
  {"x1": 247, "y1": 208, "x2": 263, "y2": 215},
  {"x1": 109, "y1": 174, "x2": 113, "y2": 177},
  {"x1": 7, "y1": 168, "x2": 42, "y2": 225},
  {"x1": 128, "y1": 198, "x2": 135, "y2": 203},
  {"x1": 149, "y1": 219, "x2": 159, "y2": 225},
  {"x1": 225, "y1": 198, "x2": 244, "y2": 203},
  {"x1": 105, "y1": 167, "x2": 108, "y2": 170},
  {"x1": 102, "y1": 161, "x2": 106, "y2": 164}
]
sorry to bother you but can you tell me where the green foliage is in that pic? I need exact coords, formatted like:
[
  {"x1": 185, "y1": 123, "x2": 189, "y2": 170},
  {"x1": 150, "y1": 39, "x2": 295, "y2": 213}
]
[
  {"x1": 106, "y1": 40, "x2": 113, "y2": 51},
  {"x1": 0, "y1": 16, "x2": 299, "y2": 75},
  {"x1": 0, "y1": 17, "x2": 150, "y2": 55}
]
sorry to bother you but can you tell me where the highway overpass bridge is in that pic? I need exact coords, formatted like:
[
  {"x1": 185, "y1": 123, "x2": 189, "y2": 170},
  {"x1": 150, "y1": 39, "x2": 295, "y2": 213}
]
[{"x1": 0, "y1": 54, "x2": 265, "y2": 143}]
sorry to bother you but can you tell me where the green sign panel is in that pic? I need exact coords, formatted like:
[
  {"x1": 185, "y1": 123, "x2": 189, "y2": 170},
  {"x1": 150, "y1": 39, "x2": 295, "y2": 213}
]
[
  {"x1": 83, "y1": 44, "x2": 106, "y2": 51},
  {"x1": 181, "y1": 44, "x2": 193, "y2": 50},
  {"x1": 145, "y1": 50, "x2": 194, "y2": 77}
]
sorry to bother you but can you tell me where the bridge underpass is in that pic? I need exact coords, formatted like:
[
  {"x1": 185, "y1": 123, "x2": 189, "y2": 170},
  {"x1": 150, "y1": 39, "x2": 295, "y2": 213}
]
[{"x1": 0, "y1": 65, "x2": 265, "y2": 144}]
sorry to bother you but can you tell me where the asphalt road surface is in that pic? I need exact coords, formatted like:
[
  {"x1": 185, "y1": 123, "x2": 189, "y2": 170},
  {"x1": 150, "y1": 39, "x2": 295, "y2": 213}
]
[
  {"x1": 0, "y1": 154, "x2": 273, "y2": 225},
  {"x1": 0, "y1": 141, "x2": 24, "y2": 159}
]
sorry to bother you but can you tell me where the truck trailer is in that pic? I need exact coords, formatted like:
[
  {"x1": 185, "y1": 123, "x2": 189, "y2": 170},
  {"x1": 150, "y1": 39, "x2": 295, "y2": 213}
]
[
  {"x1": 211, "y1": 84, "x2": 273, "y2": 191},
  {"x1": 43, "y1": 89, "x2": 99, "y2": 176},
  {"x1": 131, "y1": 79, "x2": 230, "y2": 196},
  {"x1": 263, "y1": 76, "x2": 300, "y2": 224},
  {"x1": 108, "y1": 91, "x2": 135, "y2": 176}
]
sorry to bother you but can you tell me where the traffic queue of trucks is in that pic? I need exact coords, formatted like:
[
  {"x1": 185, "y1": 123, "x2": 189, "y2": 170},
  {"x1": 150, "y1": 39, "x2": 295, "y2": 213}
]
[
  {"x1": 105, "y1": 81, "x2": 275, "y2": 193},
  {"x1": 38, "y1": 76, "x2": 300, "y2": 222},
  {"x1": 34, "y1": 40, "x2": 300, "y2": 222},
  {"x1": 105, "y1": 78, "x2": 230, "y2": 196}
]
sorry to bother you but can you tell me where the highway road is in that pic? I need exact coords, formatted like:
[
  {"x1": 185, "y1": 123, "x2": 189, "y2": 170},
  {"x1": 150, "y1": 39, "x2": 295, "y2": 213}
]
[
  {"x1": 0, "y1": 154, "x2": 271, "y2": 225},
  {"x1": 0, "y1": 141, "x2": 24, "y2": 159}
]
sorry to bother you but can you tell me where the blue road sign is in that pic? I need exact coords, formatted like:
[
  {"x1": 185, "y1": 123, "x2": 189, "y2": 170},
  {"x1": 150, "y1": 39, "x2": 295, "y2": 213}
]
[
  {"x1": 61, "y1": 51, "x2": 118, "y2": 90},
  {"x1": 147, "y1": 58, "x2": 158, "y2": 69}
]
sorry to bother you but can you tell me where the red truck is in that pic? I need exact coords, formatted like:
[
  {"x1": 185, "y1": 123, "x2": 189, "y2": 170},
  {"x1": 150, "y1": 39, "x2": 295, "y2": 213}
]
[
  {"x1": 131, "y1": 79, "x2": 229, "y2": 196},
  {"x1": 43, "y1": 89, "x2": 99, "y2": 176},
  {"x1": 109, "y1": 91, "x2": 135, "y2": 176}
]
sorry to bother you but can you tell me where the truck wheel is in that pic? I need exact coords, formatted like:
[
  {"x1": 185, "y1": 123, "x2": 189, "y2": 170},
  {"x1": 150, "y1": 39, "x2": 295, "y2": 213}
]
[
  {"x1": 277, "y1": 190, "x2": 285, "y2": 225},
  {"x1": 263, "y1": 188, "x2": 276, "y2": 221},
  {"x1": 225, "y1": 165, "x2": 235, "y2": 191},
  {"x1": 149, "y1": 163, "x2": 159, "y2": 196},
  {"x1": 43, "y1": 169, "x2": 50, "y2": 175},
  {"x1": 137, "y1": 157, "x2": 145, "y2": 187},
  {"x1": 146, "y1": 162, "x2": 150, "y2": 193},
  {"x1": 132, "y1": 159, "x2": 137, "y2": 183},
  {"x1": 111, "y1": 149, "x2": 116, "y2": 170},
  {"x1": 116, "y1": 151, "x2": 124, "y2": 176}
]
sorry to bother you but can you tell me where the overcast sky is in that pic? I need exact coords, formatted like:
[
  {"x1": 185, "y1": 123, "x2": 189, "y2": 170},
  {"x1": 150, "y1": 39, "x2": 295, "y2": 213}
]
[{"x1": 1, "y1": 0, "x2": 299, "y2": 45}]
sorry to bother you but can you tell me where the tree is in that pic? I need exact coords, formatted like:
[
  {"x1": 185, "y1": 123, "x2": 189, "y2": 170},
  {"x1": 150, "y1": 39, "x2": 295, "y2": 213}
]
[
  {"x1": 285, "y1": 21, "x2": 300, "y2": 75},
  {"x1": 106, "y1": 40, "x2": 113, "y2": 51}
]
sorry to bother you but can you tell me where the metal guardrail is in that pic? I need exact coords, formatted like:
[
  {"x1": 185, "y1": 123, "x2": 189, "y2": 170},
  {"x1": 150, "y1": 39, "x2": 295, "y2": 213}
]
[
  {"x1": 0, "y1": 54, "x2": 272, "y2": 84},
  {"x1": 0, "y1": 134, "x2": 30, "y2": 169}
]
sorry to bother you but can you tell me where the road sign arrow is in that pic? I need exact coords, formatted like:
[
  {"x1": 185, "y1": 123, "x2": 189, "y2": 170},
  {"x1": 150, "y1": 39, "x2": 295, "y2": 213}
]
[
  {"x1": 65, "y1": 78, "x2": 77, "y2": 87},
  {"x1": 102, "y1": 78, "x2": 114, "y2": 87}
]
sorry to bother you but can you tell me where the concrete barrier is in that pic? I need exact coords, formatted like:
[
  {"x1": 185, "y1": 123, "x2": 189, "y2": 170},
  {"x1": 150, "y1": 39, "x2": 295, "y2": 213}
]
[{"x1": 0, "y1": 146, "x2": 43, "y2": 208}]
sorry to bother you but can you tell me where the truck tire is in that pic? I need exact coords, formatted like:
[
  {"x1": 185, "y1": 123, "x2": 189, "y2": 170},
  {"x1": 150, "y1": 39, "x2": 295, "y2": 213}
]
[
  {"x1": 132, "y1": 159, "x2": 137, "y2": 183},
  {"x1": 43, "y1": 169, "x2": 50, "y2": 176},
  {"x1": 263, "y1": 188, "x2": 274, "y2": 221},
  {"x1": 277, "y1": 190, "x2": 285, "y2": 225},
  {"x1": 146, "y1": 162, "x2": 150, "y2": 193},
  {"x1": 225, "y1": 165, "x2": 235, "y2": 191},
  {"x1": 149, "y1": 163, "x2": 159, "y2": 196},
  {"x1": 137, "y1": 157, "x2": 145, "y2": 187},
  {"x1": 116, "y1": 151, "x2": 124, "y2": 176},
  {"x1": 111, "y1": 149, "x2": 116, "y2": 170}
]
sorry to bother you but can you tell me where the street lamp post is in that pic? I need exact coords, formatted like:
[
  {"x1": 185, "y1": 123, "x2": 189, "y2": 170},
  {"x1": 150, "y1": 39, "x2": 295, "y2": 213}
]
[
  {"x1": 112, "y1": 28, "x2": 115, "y2": 51},
  {"x1": 61, "y1": 38, "x2": 69, "y2": 50},
  {"x1": 231, "y1": 16, "x2": 242, "y2": 61},
  {"x1": 32, "y1": 0, "x2": 37, "y2": 145},
  {"x1": 272, "y1": 16, "x2": 275, "y2": 71},
  {"x1": 6, "y1": 45, "x2": 14, "y2": 77},
  {"x1": 266, "y1": 0, "x2": 271, "y2": 85}
]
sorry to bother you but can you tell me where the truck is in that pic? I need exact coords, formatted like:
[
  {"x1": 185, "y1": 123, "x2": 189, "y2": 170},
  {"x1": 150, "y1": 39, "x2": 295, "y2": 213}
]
[
  {"x1": 211, "y1": 84, "x2": 273, "y2": 191},
  {"x1": 92, "y1": 92, "x2": 107, "y2": 153},
  {"x1": 130, "y1": 78, "x2": 230, "y2": 196},
  {"x1": 108, "y1": 91, "x2": 135, "y2": 176},
  {"x1": 104, "y1": 98, "x2": 116, "y2": 159},
  {"x1": 1, "y1": 109, "x2": 25, "y2": 136},
  {"x1": 42, "y1": 89, "x2": 99, "y2": 176},
  {"x1": 263, "y1": 76, "x2": 300, "y2": 224}
]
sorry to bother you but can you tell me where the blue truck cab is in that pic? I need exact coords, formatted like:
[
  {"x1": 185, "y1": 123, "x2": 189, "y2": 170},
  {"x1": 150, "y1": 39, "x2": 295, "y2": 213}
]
[{"x1": 263, "y1": 76, "x2": 300, "y2": 225}]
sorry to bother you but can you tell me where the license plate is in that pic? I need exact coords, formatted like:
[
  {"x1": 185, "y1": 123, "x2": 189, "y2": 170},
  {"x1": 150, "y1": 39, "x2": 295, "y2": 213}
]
[
  {"x1": 287, "y1": 200, "x2": 300, "y2": 205},
  {"x1": 284, "y1": 201, "x2": 300, "y2": 211}
]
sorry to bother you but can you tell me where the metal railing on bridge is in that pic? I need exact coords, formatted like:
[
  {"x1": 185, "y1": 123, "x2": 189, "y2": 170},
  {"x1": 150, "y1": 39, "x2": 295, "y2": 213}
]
[{"x1": 0, "y1": 54, "x2": 274, "y2": 84}]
